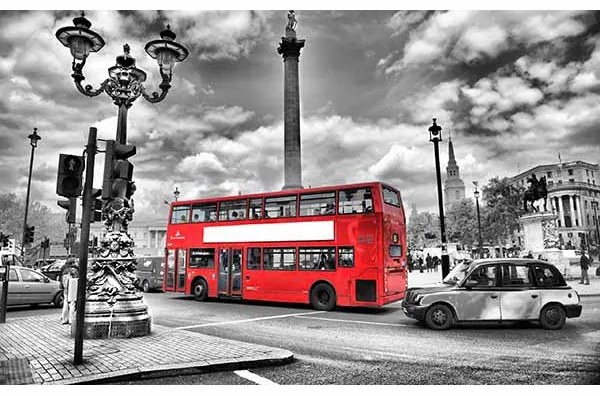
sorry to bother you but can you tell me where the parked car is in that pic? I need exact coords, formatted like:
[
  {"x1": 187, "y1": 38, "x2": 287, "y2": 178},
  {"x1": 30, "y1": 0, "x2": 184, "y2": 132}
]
[
  {"x1": 40, "y1": 259, "x2": 68, "y2": 280},
  {"x1": 0, "y1": 266, "x2": 63, "y2": 307},
  {"x1": 135, "y1": 256, "x2": 164, "y2": 292},
  {"x1": 402, "y1": 258, "x2": 582, "y2": 330}
]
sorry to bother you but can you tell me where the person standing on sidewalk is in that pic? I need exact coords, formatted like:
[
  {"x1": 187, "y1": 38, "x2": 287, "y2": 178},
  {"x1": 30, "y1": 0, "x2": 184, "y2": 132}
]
[
  {"x1": 580, "y1": 250, "x2": 591, "y2": 285},
  {"x1": 60, "y1": 262, "x2": 78, "y2": 324},
  {"x1": 67, "y1": 266, "x2": 79, "y2": 324}
]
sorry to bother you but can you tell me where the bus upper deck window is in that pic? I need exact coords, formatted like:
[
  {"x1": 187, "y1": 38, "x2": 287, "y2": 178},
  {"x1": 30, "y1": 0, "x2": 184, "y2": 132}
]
[{"x1": 171, "y1": 206, "x2": 190, "y2": 224}]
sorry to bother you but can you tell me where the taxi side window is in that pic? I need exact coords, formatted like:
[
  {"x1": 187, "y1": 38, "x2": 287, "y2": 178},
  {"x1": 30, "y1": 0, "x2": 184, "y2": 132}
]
[
  {"x1": 502, "y1": 264, "x2": 533, "y2": 287},
  {"x1": 9, "y1": 269, "x2": 18, "y2": 282},
  {"x1": 466, "y1": 265, "x2": 497, "y2": 287},
  {"x1": 532, "y1": 265, "x2": 564, "y2": 287}
]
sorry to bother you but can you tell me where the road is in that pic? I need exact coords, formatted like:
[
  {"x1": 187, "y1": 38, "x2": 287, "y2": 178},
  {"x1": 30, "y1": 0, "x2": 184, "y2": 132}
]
[{"x1": 8, "y1": 292, "x2": 599, "y2": 385}]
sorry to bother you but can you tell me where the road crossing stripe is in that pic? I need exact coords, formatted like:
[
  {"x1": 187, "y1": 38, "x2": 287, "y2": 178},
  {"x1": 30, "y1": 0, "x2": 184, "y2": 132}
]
[
  {"x1": 174, "y1": 311, "x2": 325, "y2": 330},
  {"x1": 296, "y1": 316, "x2": 409, "y2": 327},
  {"x1": 234, "y1": 370, "x2": 278, "y2": 385}
]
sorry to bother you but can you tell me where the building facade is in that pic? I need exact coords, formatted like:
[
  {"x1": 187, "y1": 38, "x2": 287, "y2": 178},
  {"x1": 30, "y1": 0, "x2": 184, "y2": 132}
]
[
  {"x1": 90, "y1": 217, "x2": 167, "y2": 257},
  {"x1": 510, "y1": 161, "x2": 600, "y2": 249},
  {"x1": 443, "y1": 138, "x2": 466, "y2": 210}
]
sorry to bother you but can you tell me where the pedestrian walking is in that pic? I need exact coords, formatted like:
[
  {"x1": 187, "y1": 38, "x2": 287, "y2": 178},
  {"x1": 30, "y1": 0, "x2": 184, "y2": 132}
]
[
  {"x1": 432, "y1": 256, "x2": 440, "y2": 272},
  {"x1": 60, "y1": 262, "x2": 78, "y2": 324},
  {"x1": 418, "y1": 256, "x2": 424, "y2": 273},
  {"x1": 580, "y1": 250, "x2": 591, "y2": 285},
  {"x1": 425, "y1": 254, "x2": 432, "y2": 273}
]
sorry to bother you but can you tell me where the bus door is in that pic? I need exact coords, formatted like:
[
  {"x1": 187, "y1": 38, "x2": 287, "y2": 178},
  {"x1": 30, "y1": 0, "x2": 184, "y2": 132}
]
[
  {"x1": 218, "y1": 248, "x2": 242, "y2": 297},
  {"x1": 164, "y1": 249, "x2": 187, "y2": 293}
]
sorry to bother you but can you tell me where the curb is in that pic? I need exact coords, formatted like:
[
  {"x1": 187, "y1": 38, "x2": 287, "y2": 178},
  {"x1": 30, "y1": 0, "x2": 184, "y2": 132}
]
[{"x1": 53, "y1": 349, "x2": 294, "y2": 384}]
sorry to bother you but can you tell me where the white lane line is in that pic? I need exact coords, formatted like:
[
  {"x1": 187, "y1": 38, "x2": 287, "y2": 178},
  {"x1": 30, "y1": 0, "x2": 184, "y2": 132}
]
[
  {"x1": 296, "y1": 316, "x2": 409, "y2": 327},
  {"x1": 234, "y1": 370, "x2": 279, "y2": 385},
  {"x1": 174, "y1": 311, "x2": 325, "y2": 330}
]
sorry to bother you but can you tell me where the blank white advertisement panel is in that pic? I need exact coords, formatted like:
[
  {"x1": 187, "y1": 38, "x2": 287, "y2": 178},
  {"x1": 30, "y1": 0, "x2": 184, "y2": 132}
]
[{"x1": 203, "y1": 221, "x2": 335, "y2": 243}]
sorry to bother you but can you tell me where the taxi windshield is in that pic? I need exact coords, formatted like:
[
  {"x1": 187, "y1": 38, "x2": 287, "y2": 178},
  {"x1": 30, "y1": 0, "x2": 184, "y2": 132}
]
[{"x1": 443, "y1": 260, "x2": 473, "y2": 285}]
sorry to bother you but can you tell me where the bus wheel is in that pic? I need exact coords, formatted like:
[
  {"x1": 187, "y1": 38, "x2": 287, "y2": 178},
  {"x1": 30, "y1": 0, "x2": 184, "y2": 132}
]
[
  {"x1": 310, "y1": 283, "x2": 336, "y2": 311},
  {"x1": 192, "y1": 278, "x2": 208, "y2": 301},
  {"x1": 142, "y1": 280, "x2": 150, "y2": 293}
]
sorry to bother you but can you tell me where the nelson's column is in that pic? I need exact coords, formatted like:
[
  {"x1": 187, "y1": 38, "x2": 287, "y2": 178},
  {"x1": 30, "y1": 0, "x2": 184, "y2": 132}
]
[{"x1": 278, "y1": 10, "x2": 305, "y2": 190}]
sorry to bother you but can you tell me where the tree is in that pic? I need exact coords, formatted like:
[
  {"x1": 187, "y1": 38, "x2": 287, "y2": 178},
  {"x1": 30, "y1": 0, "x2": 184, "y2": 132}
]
[
  {"x1": 445, "y1": 199, "x2": 479, "y2": 247},
  {"x1": 408, "y1": 211, "x2": 440, "y2": 251},
  {"x1": 0, "y1": 193, "x2": 67, "y2": 254},
  {"x1": 480, "y1": 177, "x2": 524, "y2": 256}
]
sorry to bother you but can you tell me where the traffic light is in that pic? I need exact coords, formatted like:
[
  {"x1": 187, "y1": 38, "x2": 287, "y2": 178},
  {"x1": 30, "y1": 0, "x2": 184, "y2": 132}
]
[
  {"x1": 24, "y1": 225, "x2": 35, "y2": 244},
  {"x1": 57, "y1": 197, "x2": 77, "y2": 224},
  {"x1": 102, "y1": 140, "x2": 136, "y2": 200},
  {"x1": 56, "y1": 154, "x2": 85, "y2": 198},
  {"x1": 90, "y1": 188, "x2": 103, "y2": 222},
  {"x1": 0, "y1": 233, "x2": 9, "y2": 248}
]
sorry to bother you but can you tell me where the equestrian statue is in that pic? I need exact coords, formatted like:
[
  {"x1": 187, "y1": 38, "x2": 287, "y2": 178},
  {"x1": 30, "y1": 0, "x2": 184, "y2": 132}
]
[{"x1": 523, "y1": 174, "x2": 548, "y2": 212}]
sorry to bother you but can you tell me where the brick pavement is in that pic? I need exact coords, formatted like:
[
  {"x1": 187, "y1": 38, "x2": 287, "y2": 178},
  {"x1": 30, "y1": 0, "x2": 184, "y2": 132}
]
[{"x1": 0, "y1": 315, "x2": 293, "y2": 385}]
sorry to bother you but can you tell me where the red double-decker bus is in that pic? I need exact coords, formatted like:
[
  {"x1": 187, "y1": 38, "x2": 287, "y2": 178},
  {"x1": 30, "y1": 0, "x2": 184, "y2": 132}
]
[{"x1": 163, "y1": 181, "x2": 407, "y2": 310}]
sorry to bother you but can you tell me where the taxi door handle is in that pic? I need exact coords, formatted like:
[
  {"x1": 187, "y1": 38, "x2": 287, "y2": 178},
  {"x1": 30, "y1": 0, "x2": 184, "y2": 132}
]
[
  {"x1": 490, "y1": 295, "x2": 498, "y2": 299},
  {"x1": 531, "y1": 295, "x2": 538, "y2": 298},
  {"x1": 24, "y1": 285, "x2": 30, "y2": 289}
]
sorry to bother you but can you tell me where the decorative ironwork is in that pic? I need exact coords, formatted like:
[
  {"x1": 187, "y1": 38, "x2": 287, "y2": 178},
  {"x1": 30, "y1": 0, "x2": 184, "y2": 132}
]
[{"x1": 56, "y1": 12, "x2": 188, "y2": 338}]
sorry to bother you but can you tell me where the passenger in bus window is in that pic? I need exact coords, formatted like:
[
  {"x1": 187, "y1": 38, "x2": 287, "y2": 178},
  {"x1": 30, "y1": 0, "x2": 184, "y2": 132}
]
[{"x1": 323, "y1": 203, "x2": 335, "y2": 215}]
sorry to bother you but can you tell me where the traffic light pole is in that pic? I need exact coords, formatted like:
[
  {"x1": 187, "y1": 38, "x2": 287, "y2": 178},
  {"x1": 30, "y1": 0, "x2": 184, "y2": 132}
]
[{"x1": 74, "y1": 127, "x2": 97, "y2": 365}]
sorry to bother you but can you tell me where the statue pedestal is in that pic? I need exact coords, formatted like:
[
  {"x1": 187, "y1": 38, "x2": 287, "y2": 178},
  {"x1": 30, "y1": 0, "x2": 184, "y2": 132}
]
[
  {"x1": 519, "y1": 212, "x2": 559, "y2": 252},
  {"x1": 518, "y1": 212, "x2": 568, "y2": 274}
]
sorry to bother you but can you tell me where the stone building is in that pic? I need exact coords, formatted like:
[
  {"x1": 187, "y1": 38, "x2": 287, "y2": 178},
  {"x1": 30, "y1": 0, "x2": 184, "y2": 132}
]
[
  {"x1": 90, "y1": 217, "x2": 167, "y2": 257},
  {"x1": 510, "y1": 160, "x2": 600, "y2": 249}
]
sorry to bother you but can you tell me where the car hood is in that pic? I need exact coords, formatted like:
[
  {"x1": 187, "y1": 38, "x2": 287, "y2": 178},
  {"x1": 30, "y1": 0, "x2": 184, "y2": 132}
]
[{"x1": 407, "y1": 282, "x2": 455, "y2": 294}]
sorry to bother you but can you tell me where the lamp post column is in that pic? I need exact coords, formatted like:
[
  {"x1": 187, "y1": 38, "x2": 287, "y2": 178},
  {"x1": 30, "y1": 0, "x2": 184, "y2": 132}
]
[
  {"x1": 474, "y1": 182, "x2": 483, "y2": 259},
  {"x1": 21, "y1": 128, "x2": 41, "y2": 264},
  {"x1": 428, "y1": 119, "x2": 450, "y2": 278}
]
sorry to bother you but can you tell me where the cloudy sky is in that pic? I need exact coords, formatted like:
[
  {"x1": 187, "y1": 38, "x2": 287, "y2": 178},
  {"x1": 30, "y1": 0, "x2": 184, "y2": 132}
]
[{"x1": 1, "y1": 5, "x2": 600, "y2": 223}]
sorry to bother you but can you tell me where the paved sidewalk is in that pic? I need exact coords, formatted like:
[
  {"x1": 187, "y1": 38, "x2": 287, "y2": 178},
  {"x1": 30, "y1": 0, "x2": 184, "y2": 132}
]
[
  {"x1": 408, "y1": 267, "x2": 600, "y2": 296},
  {"x1": 0, "y1": 315, "x2": 292, "y2": 385}
]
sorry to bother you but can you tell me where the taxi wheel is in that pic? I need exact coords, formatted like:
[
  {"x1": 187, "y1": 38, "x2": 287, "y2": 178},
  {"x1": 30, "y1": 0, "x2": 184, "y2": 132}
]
[
  {"x1": 425, "y1": 304, "x2": 454, "y2": 330},
  {"x1": 192, "y1": 278, "x2": 208, "y2": 301},
  {"x1": 539, "y1": 304, "x2": 566, "y2": 330}
]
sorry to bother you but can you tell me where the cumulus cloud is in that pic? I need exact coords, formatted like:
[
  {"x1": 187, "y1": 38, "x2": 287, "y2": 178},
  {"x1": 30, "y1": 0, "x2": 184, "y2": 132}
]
[{"x1": 386, "y1": 10, "x2": 587, "y2": 71}]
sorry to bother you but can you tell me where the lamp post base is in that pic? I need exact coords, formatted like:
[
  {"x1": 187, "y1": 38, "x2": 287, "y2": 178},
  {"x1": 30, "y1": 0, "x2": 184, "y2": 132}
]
[{"x1": 73, "y1": 294, "x2": 151, "y2": 339}]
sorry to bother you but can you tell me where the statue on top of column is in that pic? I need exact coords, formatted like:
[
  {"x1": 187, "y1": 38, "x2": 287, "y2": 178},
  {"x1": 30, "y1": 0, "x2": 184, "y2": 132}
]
[{"x1": 286, "y1": 10, "x2": 297, "y2": 38}]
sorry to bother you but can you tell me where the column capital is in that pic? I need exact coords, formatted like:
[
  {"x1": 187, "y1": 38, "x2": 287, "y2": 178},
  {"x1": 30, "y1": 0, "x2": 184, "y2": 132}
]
[{"x1": 278, "y1": 36, "x2": 306, "y2": 59}]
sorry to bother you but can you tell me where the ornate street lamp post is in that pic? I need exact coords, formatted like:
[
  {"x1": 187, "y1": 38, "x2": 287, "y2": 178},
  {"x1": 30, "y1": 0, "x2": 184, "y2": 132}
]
[
  {"x1": 173, "y1": 186, "x2": 180, "y2": 202},
  {"x1": 21, "y1": 128, "x2": 41, "y2": 263},
  {"x1": 428, "y1": 118, "x2": 450, "y2": 278},
  {"x1": 473, "y1": 181, "x2": 484, "y2": 259},
  {"x1": 56, "y1": 12, "x2": 188, "y2": 341}
]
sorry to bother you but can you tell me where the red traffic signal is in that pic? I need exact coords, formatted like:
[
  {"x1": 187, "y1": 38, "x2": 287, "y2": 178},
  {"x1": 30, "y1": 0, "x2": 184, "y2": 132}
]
[
  {"x1": 90, "y1": 188, "x2": 103, "y2": 222},
  {"x1": 57, "y1": 154, "x2": 85, "y2": 198}
]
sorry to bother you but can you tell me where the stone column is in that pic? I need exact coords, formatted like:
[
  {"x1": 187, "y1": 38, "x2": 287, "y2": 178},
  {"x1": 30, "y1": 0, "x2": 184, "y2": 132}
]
[
  {"x1": 568, "y1": 195, "x2": 575, "y2": 228},
  {"x1": 576, "y1": 195, "x2": 584, "y2": 228},
  {"x1": 277, "y1": 20, "x2": 305, "y2": 190},
  {"x1": 557, "y1": 196, "x2": 565, "y2": 227}
]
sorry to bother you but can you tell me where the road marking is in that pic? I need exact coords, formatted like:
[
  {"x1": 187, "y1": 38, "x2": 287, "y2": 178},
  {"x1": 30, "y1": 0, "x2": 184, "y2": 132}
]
[
  {"x1": 174, "y1": 311, "x2": 325, "y2": 330},
  {"x1": 234, "y1": 370, "x2": 278, "y2": 385},
  {"x1": 296, "y1": 316, "x2": 409, "y2": 327}
]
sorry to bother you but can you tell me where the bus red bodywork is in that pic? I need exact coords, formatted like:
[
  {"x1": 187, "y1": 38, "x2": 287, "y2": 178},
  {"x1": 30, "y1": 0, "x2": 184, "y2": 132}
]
[{"x1": 164, "y1": 181, "x2": 407, "y2": 310}]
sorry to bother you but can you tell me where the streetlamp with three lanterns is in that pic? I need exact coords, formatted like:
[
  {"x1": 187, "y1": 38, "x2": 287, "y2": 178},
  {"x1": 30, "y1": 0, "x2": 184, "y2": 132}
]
[
  {"x1": 55, "y1": 11, "x2": 189, "y2": 360},
  {"x1": 473, "y1": 181, "x2": 484, "y2": 259}
]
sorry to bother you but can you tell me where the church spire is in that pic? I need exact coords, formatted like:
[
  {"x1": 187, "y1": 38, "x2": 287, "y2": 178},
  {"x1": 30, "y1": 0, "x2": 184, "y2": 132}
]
[{"x1": 448, "y1": 137, "x2": 457, "y2": 169}]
